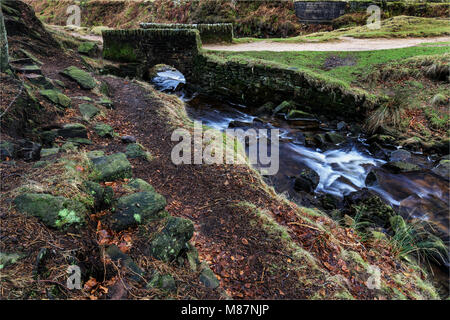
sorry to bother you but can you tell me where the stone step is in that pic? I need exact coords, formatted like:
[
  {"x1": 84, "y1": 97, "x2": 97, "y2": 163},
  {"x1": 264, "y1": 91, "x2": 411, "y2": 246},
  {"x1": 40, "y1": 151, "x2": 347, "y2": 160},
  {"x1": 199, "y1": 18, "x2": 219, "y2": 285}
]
[{"x1": 10, "y1": 64, "x2": 42, "y2": 74}]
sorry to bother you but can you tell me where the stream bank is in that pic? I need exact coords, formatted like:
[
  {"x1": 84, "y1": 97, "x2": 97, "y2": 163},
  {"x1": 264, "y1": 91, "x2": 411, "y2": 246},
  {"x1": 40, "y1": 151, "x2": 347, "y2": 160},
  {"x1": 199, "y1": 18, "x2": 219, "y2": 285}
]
[{"x1": 153, "y1": 68, "x2": 449, "y2": 295}]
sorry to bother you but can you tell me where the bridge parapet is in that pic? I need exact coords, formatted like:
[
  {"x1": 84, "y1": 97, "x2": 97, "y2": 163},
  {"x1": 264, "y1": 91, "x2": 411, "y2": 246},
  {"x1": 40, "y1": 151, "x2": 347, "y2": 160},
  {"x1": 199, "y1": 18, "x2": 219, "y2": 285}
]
[
  {"x1": 102, "y1": 28, "x2": 202, "y2": 80},
  {"x1": 140, "y1": 23, "x2": 233, "y2": 44}
]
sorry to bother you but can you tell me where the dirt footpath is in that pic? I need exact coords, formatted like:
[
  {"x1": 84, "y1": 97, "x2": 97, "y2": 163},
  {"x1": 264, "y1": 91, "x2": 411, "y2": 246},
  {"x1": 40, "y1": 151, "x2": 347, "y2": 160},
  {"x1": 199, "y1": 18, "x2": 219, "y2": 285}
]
[{"x1": 204, "y1": 36, "x2": 450, "y2": 52}]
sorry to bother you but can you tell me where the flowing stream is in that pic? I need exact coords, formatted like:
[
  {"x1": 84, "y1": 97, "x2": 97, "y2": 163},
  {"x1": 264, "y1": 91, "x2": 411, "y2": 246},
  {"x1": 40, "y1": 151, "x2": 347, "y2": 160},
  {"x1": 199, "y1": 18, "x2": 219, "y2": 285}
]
[{"x1": 152, "y1": 69, "x2": 449, "y2": 241}]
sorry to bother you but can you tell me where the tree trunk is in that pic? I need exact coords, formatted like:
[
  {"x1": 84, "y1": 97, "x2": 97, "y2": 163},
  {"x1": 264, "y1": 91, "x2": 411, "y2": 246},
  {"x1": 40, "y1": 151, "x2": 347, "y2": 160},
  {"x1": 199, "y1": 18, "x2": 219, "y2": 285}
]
[{"x1": 0, "y1": 6, "x2": 9, "y2": 72}]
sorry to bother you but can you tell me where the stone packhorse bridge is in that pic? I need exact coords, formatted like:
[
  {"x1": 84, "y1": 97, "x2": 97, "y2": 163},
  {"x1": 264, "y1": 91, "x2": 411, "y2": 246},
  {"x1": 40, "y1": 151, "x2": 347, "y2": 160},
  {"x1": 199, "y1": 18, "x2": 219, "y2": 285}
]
[
  {"x1": 102, "y1": 29, "x2": 201, "y2": 81},
  {"x1": 102, "y1": 28, "x2": 377, "y2": 120}
]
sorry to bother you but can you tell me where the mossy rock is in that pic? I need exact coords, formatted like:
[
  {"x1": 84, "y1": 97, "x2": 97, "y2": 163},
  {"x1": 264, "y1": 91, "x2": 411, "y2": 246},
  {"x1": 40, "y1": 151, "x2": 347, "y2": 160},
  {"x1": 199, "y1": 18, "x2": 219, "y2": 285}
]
[
  {"x1": 82, "y1": 181, "x2": 114, "y2": 211},
  {"x1": 14, "y1": 193, "x2": 87, "y2": 229},
  {"x1": 125, "y1": 178, "x2": 156, "y2": 193},
  {"x1": 94, "y1": 123, "x2": 115, "y2": 138},
  {"x1": 58, "y1": 123, "x2": 88, "y2": 139},
  {"x1": 52, "y1": 79, "x2": 66, "y2": 88},
  {"x1": 149, "y1": 216, "x2": 194, "y2": 262},
  {"x1": 78, "y1": 103, "x2": 99, "y2": 121},
  {"x1": 293, "y1": 168, "x2": 319, "y2": 194},
  {"x1": 90, "y1": 152, "x2": 132, "y2": 182},
  {"x1": 40, "y1": 130, "x2": 58, "y2": 147},
  {"x1": 105, "y1": 245, "x2": 144, "y2": 282},
  {"x1": 186, "y1": 243, "x2": 200, "y2": 272},
  {"x1": 286, "y1": 109, "x2": 314, "y2": 120},
  {"x1": 40, "y1": 147, "x2": 59, "y2": 158},
  {"x1": 67, "y1": 137, "x2": 92, "y2": 145},
  {"x1": 344, "y1": 189, "x2": 396, "y2": 229},
  {"x1": 77, "y1": 42, "x2": 99, "y2": 57},
  {"x1": 390, "y1": 215, "x2": 407, "y2": 234},
  {"x1": 19, "y1": 49, "x2": 43, "y2": 65},
  {"x1": 61, "y1": 142, "x2": 78, "y2": 153},
  {"x1": 97, "y1": 98, "x2": 114, "y2": 109},
  {"x1": 61, "y1": 66, "x2": 97, "y2": 90},
  {"x1": 325, "y1": 132, "x2": 346, "y2": 145},
  {"x1": 25, "y1": 74, "x2": 53, "y2": 89},
  {"x1": 199, "y1": 265, "x2": 220, "y2": 289},
  {"x1": 126, "y1": 143, "x2": 151, "y2": 161},
  {"x1": 40, "y1": 89, "x2": 71, "y2": 108},
  {"x1": 382, "y1": 161, "x2": 420, "y2": 173},
  {"x1": 146, "y1": 272, "x2": 176, "y2": 292},
  {"x1": 367, "y1": 134, "x2": 397, "y2": 146},
  {"x1": 273, "y1": 100, "x2": 293, "y2": 115},
  {"x1": 0, "y1": 141, "x2": 16, "y2": 160},
  {"x1": 0, "y1": 252, "x2": 25, "y2": 269},
  {"x1": 109, "y1": 191, "x2": 167, "y2": 231},
  {"x1": 87, "y1": 150, "x2": 105, "y2": 159}
]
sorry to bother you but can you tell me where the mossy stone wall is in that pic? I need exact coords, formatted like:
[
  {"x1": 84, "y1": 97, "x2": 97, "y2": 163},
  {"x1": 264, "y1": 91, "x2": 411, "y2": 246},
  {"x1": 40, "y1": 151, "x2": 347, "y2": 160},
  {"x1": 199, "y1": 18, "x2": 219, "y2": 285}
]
[
  {"x1": 140, "y1": 23, "x2": 233, "y2": 44},
  {"x1": 190, "y1": 54, "x2": 374, "y2": 119}
]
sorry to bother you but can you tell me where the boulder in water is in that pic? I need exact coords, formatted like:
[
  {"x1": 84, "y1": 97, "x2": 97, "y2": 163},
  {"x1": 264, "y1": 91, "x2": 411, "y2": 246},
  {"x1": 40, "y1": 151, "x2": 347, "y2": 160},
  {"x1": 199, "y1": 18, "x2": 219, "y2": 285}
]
[
  {"x1": 368, "y1": 142, "x2": 389, "y2": 160},
  {"x1": 432, "y1": 160, "x2": 450, "y2": 180},
  {"x1": 325, "y1": 132, "x2": 346, "y2": 145},
  {"x1": 382, "y1": 161, "x2": 420, "y2": 173},
  {"x1": 293, "y1": 168, "x2": 320, "y2": 193},
  {"x1": 390, "y1": 149, "x2": 411, "y2": 162}
]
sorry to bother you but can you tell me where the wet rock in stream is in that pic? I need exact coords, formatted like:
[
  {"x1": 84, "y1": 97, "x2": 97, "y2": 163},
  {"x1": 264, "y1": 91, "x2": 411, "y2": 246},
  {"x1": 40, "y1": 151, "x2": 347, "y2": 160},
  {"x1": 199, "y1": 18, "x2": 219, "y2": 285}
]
[{"x1": 293, "y1": 168, "x2": 320, "y2": 194}]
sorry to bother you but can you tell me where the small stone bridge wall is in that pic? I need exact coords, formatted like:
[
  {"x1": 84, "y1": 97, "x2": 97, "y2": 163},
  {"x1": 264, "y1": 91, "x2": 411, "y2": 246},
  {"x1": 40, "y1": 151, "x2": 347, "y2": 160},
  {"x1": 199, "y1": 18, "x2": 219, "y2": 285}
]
[{"x1": 140, "y1": 23, "x2": 233, "y2": 44}]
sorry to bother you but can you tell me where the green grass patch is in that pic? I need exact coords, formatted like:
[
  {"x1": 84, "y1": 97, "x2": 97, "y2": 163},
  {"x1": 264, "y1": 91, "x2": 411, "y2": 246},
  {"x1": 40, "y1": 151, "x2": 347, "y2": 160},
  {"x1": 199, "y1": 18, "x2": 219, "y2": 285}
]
[{"x1": 208, "y1": 45, "x2": 448, "y2": 86}]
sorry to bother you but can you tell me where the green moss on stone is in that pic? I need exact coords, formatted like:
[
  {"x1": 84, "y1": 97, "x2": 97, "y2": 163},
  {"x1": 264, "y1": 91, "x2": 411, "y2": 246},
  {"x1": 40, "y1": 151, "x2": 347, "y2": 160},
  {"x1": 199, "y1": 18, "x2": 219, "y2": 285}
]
[
  {"x1": 61, "y1": 66, "x2": 97, "y2": 90},
  {"x1": 90, "y1": 152, "x2": 132, "y2": 182},
  {"x1": 14, "y1": 193, "x2": 87, "y2": 229},
  {"x1": 40, "y1": 89, "x2": 71, "y2": 108}
]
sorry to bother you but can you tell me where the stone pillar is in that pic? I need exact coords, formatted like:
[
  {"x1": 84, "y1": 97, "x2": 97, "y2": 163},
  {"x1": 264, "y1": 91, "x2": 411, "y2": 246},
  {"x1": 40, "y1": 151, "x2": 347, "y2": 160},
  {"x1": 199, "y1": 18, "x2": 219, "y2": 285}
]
[{"x1": 0, "y1": 6, "x2": 9, "y2": 72}]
